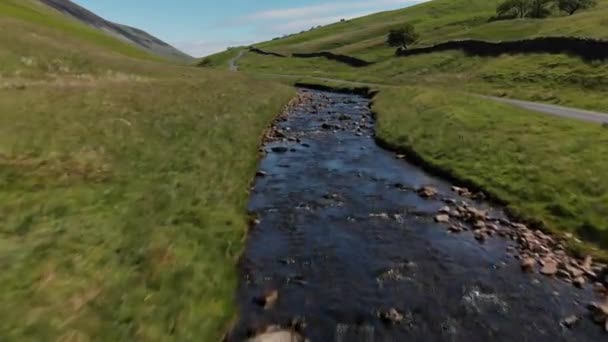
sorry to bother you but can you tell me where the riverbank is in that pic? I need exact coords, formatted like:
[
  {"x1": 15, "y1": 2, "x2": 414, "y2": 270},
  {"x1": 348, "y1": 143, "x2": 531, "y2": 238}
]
[{"x1": 372, "y1": 86, "x2": 608, "y2": 258}]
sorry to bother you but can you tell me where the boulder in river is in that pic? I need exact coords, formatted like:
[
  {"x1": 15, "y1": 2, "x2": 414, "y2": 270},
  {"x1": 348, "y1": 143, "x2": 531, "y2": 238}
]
[
  {"x1": 256, "y1": 171, "x2": 268, "y2": 177},
  {"x1": 435, "y1": 214, "x2": 450, "y2": 224},
  {"x1": 562, "y1": 315, "x2": 580, "y2": 328},
  {"x1": 271, "y1": 146, "x2": 289, "y2": 153},
  {"x1": 540, "y1": 260, "x2": 559, "y2": 276},
  {"x1": 521, "y1": 257, "x2": 536, "y2": 272},
  {"x1": 438, "y1": 206, "x2": 451, "y2": 214},
  {"x1": 418, "y1": 186, "x2": 438, "y2": 198},
  {"x1": 573, "y1": 276, "x2": 586, "y2": 288},
  {"x1": 588, "y1": 300, "x2": 608, "y2": 329},
  {"x1": 254, "y1": 289, "x2": 279, "y2": 310},
  {"x1": 248, "y1": 327, "x2": 304, "y2": 342},
  {"x1": 474, "y1": 230, "x2": 487, "y2": 243},
  {"x1": 379, "y1": 308, "x2": 405, "y2": 325}
]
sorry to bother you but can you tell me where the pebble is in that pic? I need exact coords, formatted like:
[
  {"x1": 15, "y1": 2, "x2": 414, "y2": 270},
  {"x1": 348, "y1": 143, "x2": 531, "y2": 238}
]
[
  {"x1": 540, "y1": 260, "x2": 558, "y2": 276},
  {"x1": 435, "y1": 214, "x2": 450, "y2": 223}
]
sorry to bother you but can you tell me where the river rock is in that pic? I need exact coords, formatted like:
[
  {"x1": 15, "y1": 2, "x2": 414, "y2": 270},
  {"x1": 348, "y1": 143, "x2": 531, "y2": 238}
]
[
  {"x1": 540, "y1": 260, "x2": 558, "y2": 276},
  {"x1": 379, "y1": 308, "x2": 404, "y2": 324},
  {"x1": 435, "y1": 215, "x2": 450, "y2": 223},
  {"x1": 473, "y1": 220, "x2": 486, "y2": 230},
  {"x1": 565, "y1": 265, "x2": 585, "y2": 278},
  {"x1": 254, "y1": 290, "x2": 279, "y2": 309},
  {"x1": 521, "y1": 257, "x2": 536, "y2": 272},
  {"x1": 573, "y1": 276, "x2": 586, "y2": 288},
  {"x1": 562, "y1": 315, "x2": 580, "y2": 328},
  {"x1": 451, "y1": 186, "x2": 471, "y2": 196},
  {"x1": 418, "y1": 186, "x2": 438, "y2": 198},
  {"x1": 439, "y1": 206, "x2": 451, "y2": 214},
  {"x1": 448, "y1": 224, "x2": 464, "y2": 233},
  {"x1": 271, "y1": 146, "x2": 289, "y2": 153},
  {"x1": 467, "y1": 207, "x2": 488, "y2": 221},
  {"x1": 474, "y1": 230, "x2": 487, "y2": 243},
  {"x1": 588, "y1": 300, "x2": 608, "y2": 325},
  {"x1": 248, "y1": 330, "x2": 304, "y2": 342},
  {"x1": 256, "y1": 171, "x2": 268, "y2": 177}
]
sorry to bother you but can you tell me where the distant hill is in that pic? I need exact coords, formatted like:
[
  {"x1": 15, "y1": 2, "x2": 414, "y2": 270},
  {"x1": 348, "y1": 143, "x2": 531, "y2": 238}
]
[{"x1": 38, "y1": 0, "x2": 193, "y2": 61}]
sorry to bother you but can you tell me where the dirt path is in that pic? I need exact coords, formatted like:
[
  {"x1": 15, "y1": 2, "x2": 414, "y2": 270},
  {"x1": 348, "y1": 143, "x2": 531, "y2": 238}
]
[
  {"x1": 229, "y1": 50, "x2": 246, "y2": 71},
  {"x1": 228, "y1": 89, "x2": 606, "y2": 341}
]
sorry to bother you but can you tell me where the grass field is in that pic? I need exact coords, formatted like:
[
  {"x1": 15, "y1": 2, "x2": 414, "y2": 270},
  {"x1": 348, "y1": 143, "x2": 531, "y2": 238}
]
[
  {"x1": 1, "y1": 2, "x2": 295, "y2": 341},
  {"x1": 237, "y1": 50, "x2": 608, "y2": 112},
  {"x1": 372, "y1": 87, "x2": 608, "y2": 255}
]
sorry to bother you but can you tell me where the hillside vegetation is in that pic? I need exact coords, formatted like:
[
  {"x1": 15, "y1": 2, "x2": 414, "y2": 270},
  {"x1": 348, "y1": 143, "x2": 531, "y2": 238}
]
[
  {"x1": 0, "y1": 1, "x2": 294, "y2": 341},
  {"x1": 255, "y1": 0, "x2": 608, "y2": 60}
]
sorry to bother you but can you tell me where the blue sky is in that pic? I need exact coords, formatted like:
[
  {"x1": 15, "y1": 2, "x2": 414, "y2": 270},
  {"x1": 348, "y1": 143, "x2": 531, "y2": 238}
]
[{"x1": 72, "y1": 0, "x2": 428, "y2": 57}]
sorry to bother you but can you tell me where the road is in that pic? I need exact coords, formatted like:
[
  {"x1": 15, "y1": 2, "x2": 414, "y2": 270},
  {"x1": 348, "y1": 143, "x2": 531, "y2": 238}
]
[
  {"x1": 479, "y1": 95, "x2": 608, "y2": 124},
  {"x1": 228, "y1": 54, "x2": 608, "y2": 125}
]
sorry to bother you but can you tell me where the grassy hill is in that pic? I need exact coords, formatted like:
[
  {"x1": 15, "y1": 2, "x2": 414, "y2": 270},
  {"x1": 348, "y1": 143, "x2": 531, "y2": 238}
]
[
  {"x1": 255, "y1": 0, "x2": 608, "y2": 60},
  {"x1": 0, "y1": 1, "x2": 294, "y2": 341}
]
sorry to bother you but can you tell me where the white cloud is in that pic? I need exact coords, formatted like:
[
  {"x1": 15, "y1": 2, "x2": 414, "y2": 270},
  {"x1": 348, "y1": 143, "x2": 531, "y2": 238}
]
[
  {"x1": 244, "y1": 0, "x2": 426, "y2": 21},
  {"x1": 265, "y1": 12, "x2": 372, "y2": 34}
]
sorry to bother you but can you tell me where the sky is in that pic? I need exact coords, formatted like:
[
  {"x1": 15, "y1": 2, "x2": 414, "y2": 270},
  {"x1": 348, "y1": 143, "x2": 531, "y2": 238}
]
[{"x1": 72, "y1": 0, "x2": 429, "y2": 57}]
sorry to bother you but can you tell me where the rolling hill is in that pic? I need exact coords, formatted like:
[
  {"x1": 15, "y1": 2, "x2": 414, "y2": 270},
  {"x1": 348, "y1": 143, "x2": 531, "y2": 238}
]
[
  {"x1": 38, "y1": 0, "x2": 192, "y2": 61},
  {"x1": 254, "y1": 0, "x2": 608, "y2": 60}
]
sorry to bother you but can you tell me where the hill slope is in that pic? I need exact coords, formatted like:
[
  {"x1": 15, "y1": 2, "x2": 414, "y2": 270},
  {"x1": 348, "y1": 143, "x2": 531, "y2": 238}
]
[
  {"x1": 255, "y1": 0, "x2": 608, "y2": 60},
  {"x1": 0, "y1": 1, "x2": 294, "y2": 341},
  {"x1": 38, "y1": 0, "x2": 193, "y2": 61}
]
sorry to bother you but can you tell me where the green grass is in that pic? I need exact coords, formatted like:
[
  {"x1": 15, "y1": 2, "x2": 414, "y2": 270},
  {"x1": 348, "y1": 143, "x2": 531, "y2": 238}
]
[
  {"x1": 373, "y1": 86, "x2": 608, "y2": 256},
  {"x1": 0, "y1": 76, "x2": 294, "y2": 342},
  {"x1": 237, "y1": 50, "x2": 608, "y2": 112},
  {"x1": 0, "y1": 2, "x2": 296, "y2": 341}
]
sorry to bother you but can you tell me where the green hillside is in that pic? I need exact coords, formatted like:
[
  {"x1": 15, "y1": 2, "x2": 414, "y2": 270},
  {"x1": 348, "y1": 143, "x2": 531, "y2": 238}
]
[
  {"x1": 256, "y1": 0, "x2": 608, "y2": 60},
  {"x1": 0, "y1": 1, "x2": 294, "y2": 341},
  {"x1": 0, "y1": 0, "x2": 158, "y2": 60}
]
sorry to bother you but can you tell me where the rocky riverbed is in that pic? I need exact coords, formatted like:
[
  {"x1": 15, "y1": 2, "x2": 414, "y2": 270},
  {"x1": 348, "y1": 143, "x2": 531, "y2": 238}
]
[{"x1": 227, "y1": 89, "x2": 607, "y2": 342}]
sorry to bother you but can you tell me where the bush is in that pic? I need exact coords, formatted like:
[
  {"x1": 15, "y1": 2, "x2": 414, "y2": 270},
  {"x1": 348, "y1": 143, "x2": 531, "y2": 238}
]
[
  {"x1": 197, "y1": 58, "x2": 212, "y2": 67},
  {"x1": 496, "y1": 0, "x2": 597, "y2": 19},
  {"x1": 387, "y1": 24, "x2": 420, "y2": 50},
  {"x1": 557, "y1": 0, "x2": 598, "y2": 15}
]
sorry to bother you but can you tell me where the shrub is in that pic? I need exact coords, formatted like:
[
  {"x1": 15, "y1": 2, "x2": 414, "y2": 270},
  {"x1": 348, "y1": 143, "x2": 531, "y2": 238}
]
[{"x1": 387, "y1": 24, "x2": 420, "y2": 50}]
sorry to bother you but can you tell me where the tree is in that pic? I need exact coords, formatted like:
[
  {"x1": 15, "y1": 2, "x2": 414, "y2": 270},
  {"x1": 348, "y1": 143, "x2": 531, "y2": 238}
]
[
  {"x1": 387, "y1": 24, "x2": 419, "y2": 50},
  {"x1": 496, "y1": 0, "x2": 530, "y2": 18},
  {"x1": 557, "y1": 0, "x2": 597, "y2": 15},
  {"x1": 528, "y1": 0, "x2": 554, "y2": 18}
]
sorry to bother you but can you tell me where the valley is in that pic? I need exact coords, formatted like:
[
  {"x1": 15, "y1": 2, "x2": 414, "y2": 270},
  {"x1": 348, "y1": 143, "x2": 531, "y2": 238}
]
[{"x1": 1, "y1": 0, "x2": 608, "y2": 340}]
